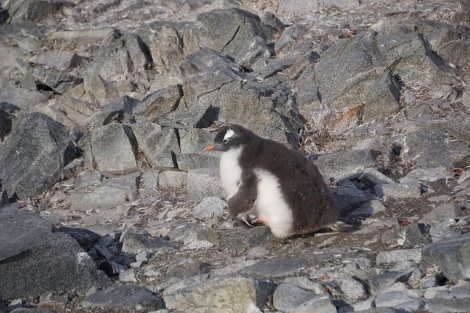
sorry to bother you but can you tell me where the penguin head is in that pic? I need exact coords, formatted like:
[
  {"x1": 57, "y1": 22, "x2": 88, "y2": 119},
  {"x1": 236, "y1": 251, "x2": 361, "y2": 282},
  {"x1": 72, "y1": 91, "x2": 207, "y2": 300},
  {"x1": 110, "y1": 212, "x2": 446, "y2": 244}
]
[{"x1": 204, "y1": 124, "x2": 253, "y2": 152}]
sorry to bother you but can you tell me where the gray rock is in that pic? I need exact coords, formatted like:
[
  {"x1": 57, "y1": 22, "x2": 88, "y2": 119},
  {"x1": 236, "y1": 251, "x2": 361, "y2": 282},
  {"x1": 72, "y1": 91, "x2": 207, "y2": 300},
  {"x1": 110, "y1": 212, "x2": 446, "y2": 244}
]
[
  {"x1": 404, "y1": 167, "x2": 451, "y2": 183},
  {"x1": 69, "y1": 171, "x2": 141, "y2": 211},
  {"x1": 273, "y1": 283, "x2": 335, "y2": 313},
  {"x1": 401, "y1": 130, "x2": 453, "y2": 168},
  {"x1": 192, "y1": 197, "x2": 227, "y2": 220},
  {"x1": 314, "y1": 150, "x2": 378, "y2": 181},
  {"x1": 4, "y1": 0, "x2": 72, "y2": 23},
  {"x1": 166, "y1": 258, "x2": 211, "y2": 279},
  {"x1": 419, "y1": 202, "x2": 458, "y2": 224},
  {"x1": 336, "y1": 274, "x2": 368, "y2": 304},
  {"x1": 132, "y1": 123, "x2": 179, "y2": 169},
  {"x1": 375, "y1": 290, "x2": 423, "y2": 311},
  {"x1": 0, "y1": 87, "x2": 51, "y2": 109},
  {"x1": 179, "y1": 48, "x2": 245, "y2": 80},
  {"x1": 419, "y1": 274, "x2": 440, "y2": 289},
  {"x1": 239, "y1": 36, "x2": 272, "y2": 69},
  {"x1": 133, "y1": 84, "x2": 183, "y2": 123},
  {"x1": 370, "y1": 271, "x2": 413, "y2": 296},
  {"x1": 241, "y1": 258, "x2": 308, "y2": 279},
  {"x1": 446, "y1": 111, "x2": 470, "y2": 145},
  {"x1": 145, "y1": 24, "x2": 184, "y2": 74},
  {"x1": 158, "y1": 170, "x2": 187, "y2": 189},
  {"x1": 120, "y1": 227, "x2": 172, "y2": 254},
  {"x1": 350, "y1": 200, "x2": 386, "y2": 217},
  {"x1": 74, "y1": 170, "x2": 102, "y2": 190},
  {"x1": 31, "y1": 49, "x2": 82, "y2": 72},
  {"x1": 176, "y1": 153, "x2": 220, "y2": 171},
  {"x1": 381, "y1": 223, "x2": 431, "y2": 247},
  {"x1": 438, "y1": 39, "x2": 470, "y2": 67},
  {"x1": 91, "y1": 123, "x2": 138, "y2": 177},
  {"x1": 0, "y1": 113, "x2": 76, "y2": 200},
  {"x1": 186, "y1": 168, "x2": 224, "y2": 203},
  {"x1": 140, "y1": 169, "x2": 160, "y2": 196},
  {"x1": 376, "y1": 249, "x2": 422, "y2": 265},
  {"x1": 197, "y1": 226, "x2": 272, "y2": 250},
  {"x1": 374, "y1": 182, "x2": 422, "y2": 202},
  {"x1": 420, "y1": 233, "x2": 470, "y2": 283},
  {"x1": 81, "y1": 285, "x2": 164, "y2": 311},
  {"x1": 26, "y1": 63, "x2": 83, "y2": 94},
  {"x1": 460, "y1": 0, "x2": 470, "y2": 18},
  {"x1": 52, "y1": 226, "x2": 101, "y2": 251},
  {"x1": 425, "y1": 297, "x2": 470, "y2": 313},
  {"x1": 0, "y1": 105, "x2": 12, "y2": 141},
  {"x1": 196, "y1": 8, "x2": 276, "y2": 61},
  {"x1": 179, "y1": 128, "x2": 215, "y2": 154},
  {"x1": 334, "y1": 179, "x2": 369, "y2": 212},
  {"x1": 0, "y1": 206, "x2": 111, "y2": 300},
  {"x1": 163, "y1": 274, "x2": 277, "y2": 312}
]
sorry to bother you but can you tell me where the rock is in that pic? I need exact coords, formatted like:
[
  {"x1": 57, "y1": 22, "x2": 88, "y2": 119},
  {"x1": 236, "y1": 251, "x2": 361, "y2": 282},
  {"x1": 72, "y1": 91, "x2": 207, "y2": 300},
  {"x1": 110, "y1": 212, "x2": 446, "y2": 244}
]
[
  {"x1": 145, "y1": 24, "x2": 184, "y2": 74},
  {"x1": 163, "y1": 274, "x2": 277, "y2": 312},
  {"x1": 31, "y1": 49, "x2": 83, "y2": 72},
  {"x1": 166, "y1": 258, "x2": 211, "y2": 279},
  {"x1": 0, "y1": 205, "x2": 111, "y2": 300},
  {"x1": 132, "y1": 123, "x2": 179, "y2": 169},
  {"x1": 186, "y1": 168, "x2": 224, "y2": 203},
  {"x1": 0, "y1": 87, "x2": 51, "y2": 109},
  {"x1": 69, "y1": 172, "x2": 141, "y2": 211},
  {"x1": 273, "y1": 283, "x2": 335, "y2": 313},
  {"x1": 419, "y1": 202, "x2": 458, "y2": 224},
  {"x1": 404, "y1": 167, "x2": 451, "y2": 183},
  {"x1": 74, "y1": 170, "x2": 102, "y2": 190},
  {"x1": 26, "y1": 63, "x2": 83, "y2": 94},
  {"x1": 4, "y1": 0, "x2": 72, "y2": 23},
  {"x1": 133, "y1": 84, "x2": 183, "y2": 123},
  {"x1": 425, "y1": 297, "x2": 470, "y2": 313},
  {"x1": 158, "y1": 170, "x2": 187, "y2": 189},
  {"x1": 376, "y1": 249, "x2": 422, "y2": 265},
  {"x1": 90, "y1": 123, "x2": 138, "y2": 177},
  {"x1": 140, "y1": 169, "x2": 160, "y2": 196},
  {"x1": 420, "y1": 233, "x2": 470, "y2": 283},
  {"x1": 350, "y1": 200, "x2": 386, "y2": 218},
  {"x1": 241, "y1": 258, "x2": 309, "y2": 279},
  {"x1": 192, "y1": 197, "x2": 227, "y2": 220},
  {"x1": 374, "y1": 182, "x2": 422, "y2": 202},
  {"x1": 179, "y1": 48, "x2": 245, "y2": 80},
  {"x1": 314, "y1": 150, "x2": 378, "y2": 181},
  {"x1": 334, "y1": 179, "x2": 369, "y2": 212},
  {"x1": 370, "y1": 270, "x2": 414, "y2": 296},
  {"x1": 196, "y1": 8, "x2": 276, "y2": 61},
  {"x1": 52, "y1": 226, "x2": 101, "y2": 251},
  {"x1": 401, "y1": 130, "x2": 453, "y2": 168},
  {"x1": 81, "y1": 285, "x2": 164, "y2": 311},
  {"x1": 375, "y1": 290, "x2": 423, "y2": 311},
  {"x1": 0, "y1": 105, "x2": 12, "y2": 141},
  {"x1": 197, "y1": 226, "x2": 272, "y2": 250},
  {"x1": 381, "y1": 223, "x2": 431, "y2": 247},
  {"x1": 120, "y1": 227, "x2": 172, "y2": 254},
  {"x1": 176, "y1": 153, "x2": 220, "y2": 171},
  {"x1": 446, "y1": 111, "x2": 470, "y2": 145},
  {"x1": 0, "y1": 113, "x2": 77, "y2": 200}
]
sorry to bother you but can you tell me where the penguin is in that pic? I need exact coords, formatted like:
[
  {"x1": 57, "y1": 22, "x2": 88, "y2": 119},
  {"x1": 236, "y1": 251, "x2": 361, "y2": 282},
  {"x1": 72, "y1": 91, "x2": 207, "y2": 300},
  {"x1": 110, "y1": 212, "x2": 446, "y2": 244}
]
[{"x1": 204, "y1": 124, "x2": 339, "y2": 238}]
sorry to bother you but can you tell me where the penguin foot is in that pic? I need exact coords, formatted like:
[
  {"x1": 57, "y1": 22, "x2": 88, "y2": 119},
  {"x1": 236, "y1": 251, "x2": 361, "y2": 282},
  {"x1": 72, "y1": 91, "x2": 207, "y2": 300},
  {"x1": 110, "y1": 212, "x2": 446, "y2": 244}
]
[
  {"x1": 251, "y1": 217, "x2": 269, "y2": 226},
  {"x1": 327, "y1": 220, "x2": 357, "y2": 233}
]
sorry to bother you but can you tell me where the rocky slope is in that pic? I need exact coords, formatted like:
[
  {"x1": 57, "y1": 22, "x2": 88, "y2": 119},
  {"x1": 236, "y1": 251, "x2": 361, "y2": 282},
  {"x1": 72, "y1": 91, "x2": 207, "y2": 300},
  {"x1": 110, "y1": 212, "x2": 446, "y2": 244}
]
[{"x1": 1, "y1": 0, "x2": 470, "y2": 312}]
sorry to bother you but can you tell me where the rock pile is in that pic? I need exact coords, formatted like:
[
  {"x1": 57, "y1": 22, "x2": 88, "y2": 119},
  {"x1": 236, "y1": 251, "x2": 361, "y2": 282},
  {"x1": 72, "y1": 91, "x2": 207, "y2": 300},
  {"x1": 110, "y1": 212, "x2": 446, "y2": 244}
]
[{"x1": 1, "y1": 0, "x2": 470, "y2": 312}]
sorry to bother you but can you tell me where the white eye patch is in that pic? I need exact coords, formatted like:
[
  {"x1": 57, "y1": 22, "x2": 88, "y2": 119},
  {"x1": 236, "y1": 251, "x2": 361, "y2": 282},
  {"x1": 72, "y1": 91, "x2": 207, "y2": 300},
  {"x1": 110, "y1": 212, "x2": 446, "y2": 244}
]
[{"x1": 223, "y1": 129, "x2": 236, "y2": 142}]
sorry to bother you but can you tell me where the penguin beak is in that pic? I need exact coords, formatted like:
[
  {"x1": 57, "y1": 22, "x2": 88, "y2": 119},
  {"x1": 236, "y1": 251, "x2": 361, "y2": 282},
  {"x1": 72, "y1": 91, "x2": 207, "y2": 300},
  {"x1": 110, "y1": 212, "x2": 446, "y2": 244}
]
[{"x1": 203, "y1": 145, "x2": 215, "y2": 151}]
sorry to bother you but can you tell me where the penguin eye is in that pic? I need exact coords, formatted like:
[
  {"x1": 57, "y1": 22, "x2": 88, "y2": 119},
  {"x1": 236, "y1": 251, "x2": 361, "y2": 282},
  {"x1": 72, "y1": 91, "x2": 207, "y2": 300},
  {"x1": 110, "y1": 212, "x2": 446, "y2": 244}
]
[{"x1": 223, "y1": 139, "x2": 228, "y2": 144}]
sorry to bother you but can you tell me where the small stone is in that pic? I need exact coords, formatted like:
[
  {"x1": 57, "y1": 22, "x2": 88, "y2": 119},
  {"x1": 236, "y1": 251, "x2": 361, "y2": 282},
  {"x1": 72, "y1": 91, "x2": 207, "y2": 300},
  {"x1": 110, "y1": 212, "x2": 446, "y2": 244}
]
[
  {"x1": 158, "y1": 170, "x2": 187, "y2": 189},
  {"x1": 272, "y1": 283, "x2": 315, "y2": 313},
  {"x1": 192, "y1": 197, "x2": 227, "y2": 219},
  {"x1": 119, "y1": 269, "x2": 137, "y2": 282},
  {"x1": 381, "y1": 223, "x2": 431, "y2": 247},
  {"x1": 425, "y1": 298, "x2": 470, "y2": 313},
  {"x1": 166, "y1": 258, "x2": 211, "y2": 279},
  {"x1": 375, "y1": 290, "x2": 422, "y2": 311},
  {"x1": 419, "y1": 203, "x2": 458, "y2": 224},
  {"x1": 419, "y1": 274, "x2": 440, "y2": 289},
  {"x1": 370, "y1": 271, "x2": 413, "y2": 296},
  {"x1": 283, "y1": 277, "x2": 323, "y2": 294},
  {"x1": 376, "y1": 249, "x2": 422, "y2": 265}
]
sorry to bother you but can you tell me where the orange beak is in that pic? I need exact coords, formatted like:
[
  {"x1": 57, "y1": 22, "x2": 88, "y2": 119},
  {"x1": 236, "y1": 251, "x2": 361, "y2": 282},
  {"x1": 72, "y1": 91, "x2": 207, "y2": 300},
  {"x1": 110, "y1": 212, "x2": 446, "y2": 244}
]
[{"x1": 203, "y1": 145, "x2": 215, "y2": 151}]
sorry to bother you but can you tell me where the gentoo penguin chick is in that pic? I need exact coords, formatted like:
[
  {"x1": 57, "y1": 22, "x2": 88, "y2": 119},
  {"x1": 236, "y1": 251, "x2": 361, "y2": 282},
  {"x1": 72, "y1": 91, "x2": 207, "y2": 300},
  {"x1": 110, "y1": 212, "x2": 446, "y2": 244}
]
[{"x1": 204, "y1": 124, "x2": 339, "y2": 238}]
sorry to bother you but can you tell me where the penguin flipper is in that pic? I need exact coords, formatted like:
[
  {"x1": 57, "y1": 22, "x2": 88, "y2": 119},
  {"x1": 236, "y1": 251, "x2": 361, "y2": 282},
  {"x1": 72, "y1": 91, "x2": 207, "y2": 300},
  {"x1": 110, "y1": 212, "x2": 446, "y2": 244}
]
[{"x1": 227, "y1": 169, "x2": 257, "y2": 217}]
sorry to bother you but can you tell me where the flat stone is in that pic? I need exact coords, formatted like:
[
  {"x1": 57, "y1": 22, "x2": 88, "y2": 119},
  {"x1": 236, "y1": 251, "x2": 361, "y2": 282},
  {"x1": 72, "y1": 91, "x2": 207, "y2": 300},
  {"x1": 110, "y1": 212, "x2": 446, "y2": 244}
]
[
  {"x1": 374, "y1": 182, "x2": 422, "y2": 202},
  {"x1": 120, "y1": 227, "x2": 172, "y2": 254},
  {"x1": 425, "y1": 297, "x2": 470, "y2": 313},
  {"x1": 186, "y1": 168, "x2": 224, "y2": 203},
  {"x1": 273, "y1": 283, "x2": 335, "y2": 313},
  {"x1": 81, "y1": 285, "x2": 164, "y2": 311},
  {"x1": 405, "y1": 167, "x2": 451, "y2": 182},
  {"x1": 375, "y1": 290, "x2": 422, "y2": 311},
  {"x1": 0, "y1": 206, "x2": 111, "y2": 300},
  {"x1": 192, "y1": 197, "x2": 227, "y2": 219},
  {"x1": 376, "y1": 249, "x2": 422, "y2": 265},
  {"x1": 166, "y1": 258, "x2": 211, "y2": 279},
  {"x1": 336, "y1": 274, "x2": 368, "y2": 304},
  {"x1": 402, "y1": 130, "x2": 452, "y2": 168},
  {"x1": 381, "y1": 223, "x2": 431, "y2": 247},
  {"x1": 197, "y1": 226, "x2": 272, "y2": 251},
  {"x1": 420, "y1": 233, "x2": 470, "y2": 283},
  {"x1": 314, "y1": 149, "x2": 378, "y2": 181},
  {"x1": 241, "y1": 258, "x2": 308, "y2": 279},
  {"x1": 69, "y1": 172, "x2": 141, "y2": 211},
  {"x1": 158, "y1": 170, "x2": 187, "y2": 189},
  {"x1": 419, "y1": 203, "x2": 458, "y2": 224},
  {"x1": 75, "y1": 170, "x2": 102, "y2": 190},
  {"x1": 370, "y1": 271, "x2": 413, "y2": 296},
  {"x1": 350, "y1": 200, "x2": 386, "y2": 217},
  {"x1": 163, "y1": 274, "x2": 277, "y2": 312},
  {"x1": 176, "y1": 153, "x2": 220, "y2": 171},
  {"x1": 91, "y1": 124, "x2": 138, "y2": 177},
  {"x1": 140, "y1": 169, "x2": 160, "y2": 196}
]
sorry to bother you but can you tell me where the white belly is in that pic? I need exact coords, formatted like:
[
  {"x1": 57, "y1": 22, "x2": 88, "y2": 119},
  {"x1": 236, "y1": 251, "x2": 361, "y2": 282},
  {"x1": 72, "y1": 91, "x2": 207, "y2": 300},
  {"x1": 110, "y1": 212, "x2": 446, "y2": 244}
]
[
  {"x1": 219, "y1": 147, "x2": 243, "y2": 199},
  {"x1": 253, "y1": 168, "x2": 293, "y2": 238}
]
